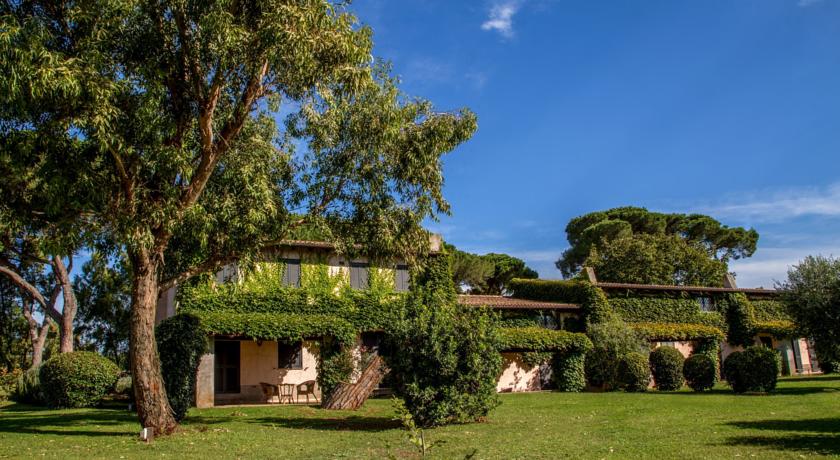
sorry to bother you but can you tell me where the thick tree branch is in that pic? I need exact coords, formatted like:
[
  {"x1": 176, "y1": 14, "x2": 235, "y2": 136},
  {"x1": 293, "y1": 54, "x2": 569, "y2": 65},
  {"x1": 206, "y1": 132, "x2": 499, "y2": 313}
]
[
  {"x1": 177, "y1": 60, "x2": 269, "y2": 213},
  {"x1": 159, "y1": 253, "x2": 239, "y2": 293},
  {"x1": 52, "y1": 255, "x2": 77, "y2": 319},
  {"x1": 0, "y1": 257, "x2": 46, "y2": 306},
  {"x1": 109, "y1": 147, "x2": 133, "y2": 202}
]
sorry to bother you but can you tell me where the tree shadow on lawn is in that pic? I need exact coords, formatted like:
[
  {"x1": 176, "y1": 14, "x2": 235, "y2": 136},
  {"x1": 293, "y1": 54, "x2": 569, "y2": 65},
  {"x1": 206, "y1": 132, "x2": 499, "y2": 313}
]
[
  {"x1": 0, "y1": 406, "x2": 137, "y2": 437},
  {"x1": 242, "y1": 414, "x2": 402, "y2": 432},
  {"x1": 722, "y1": 418, "x2": 840, "y2": 456}
]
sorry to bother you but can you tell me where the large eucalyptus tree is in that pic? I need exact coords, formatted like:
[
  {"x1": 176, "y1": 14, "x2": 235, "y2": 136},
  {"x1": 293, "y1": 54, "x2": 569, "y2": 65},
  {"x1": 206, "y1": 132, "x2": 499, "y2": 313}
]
[{"x1": 1, "y1": 0, "x2": 476, "y2": 433}]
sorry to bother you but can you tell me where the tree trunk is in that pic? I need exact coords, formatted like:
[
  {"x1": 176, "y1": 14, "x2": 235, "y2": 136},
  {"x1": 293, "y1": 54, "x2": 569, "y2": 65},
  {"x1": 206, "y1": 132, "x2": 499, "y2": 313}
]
[
  {"x1": 322, "y1": 354, "x2": 389, "y2": 410},
  {"x1": 30, "y1": 324, "x2": 49, "y2": 368},
  {"x1": 51, "y1": 256, "x2": 76, "y2": 353},
  {"x1": 22, "y1": 298, "x2": 50, "y2": 368},
  {"x1": 129, "y1": 250, "x2": 177, "y2": 435}
]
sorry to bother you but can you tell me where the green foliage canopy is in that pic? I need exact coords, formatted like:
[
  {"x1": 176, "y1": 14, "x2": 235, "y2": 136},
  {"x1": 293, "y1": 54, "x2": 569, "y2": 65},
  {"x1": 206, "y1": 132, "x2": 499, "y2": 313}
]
[
  {"x1": 0, "y1": 0, "x2": 477, "y2": 430},
  {"x1": 780, "y1": 255, "x2": 840, "y2": 369},
  {"x1": 556, "y1": 207, "x2": 758, "y2": 281},
  {"x1": 585, "y1": 234, "x2": 729, "y2": 286},
  {"x1": 446, "y1": 243, "x2": 538, "y2": 294}
]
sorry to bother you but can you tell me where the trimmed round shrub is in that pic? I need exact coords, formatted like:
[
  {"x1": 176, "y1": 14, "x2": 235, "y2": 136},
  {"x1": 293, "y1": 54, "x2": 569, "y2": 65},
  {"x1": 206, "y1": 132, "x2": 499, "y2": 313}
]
[
  {"x1": 39, "y1": 352, "x2": 120, "y2": 408},
  {"x1": 723, "y1": 351, "x2": 749, "y2": 393},
  {"x1": 649, "y1": 346, "x2": 685, "y2": 391},
  {"x1": 156, "y1": 314, "x2": 208, "y2": 421},
  {"x1": 618, "y1": 352, "x2": 650, "y2": 392},
  {"x1": 724, "y1": 346, "x2": 780, "y2": 393},
  {"x1": 683, "y1": 354, "x2": 716, "y2": 392}
]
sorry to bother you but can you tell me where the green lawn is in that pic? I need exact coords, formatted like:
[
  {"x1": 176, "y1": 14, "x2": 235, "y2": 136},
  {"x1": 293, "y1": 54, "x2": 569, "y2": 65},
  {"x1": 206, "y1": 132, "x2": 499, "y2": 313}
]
[{"x1": 1, "y1": 375, "x2": 838, "y2": 459}]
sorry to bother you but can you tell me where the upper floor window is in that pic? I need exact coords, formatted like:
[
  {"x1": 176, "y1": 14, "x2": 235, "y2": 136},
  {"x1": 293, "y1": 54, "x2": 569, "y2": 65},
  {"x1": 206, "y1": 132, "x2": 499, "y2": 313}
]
[
  {"x1": 395, "y1": 264, "x2": 410, "y2": 292},
  {"x1": 350, "y1": 262, "x2": 369, "y2": 289},
  {"x1": 278, "y1": 341, "x2": 303, "y2": 369},
  {"x1": 281, "y1": 259, "x2": 301, "y2": 287},
  {"x1": 698, "y1": 297, "x2": 716, "y2": 312}
]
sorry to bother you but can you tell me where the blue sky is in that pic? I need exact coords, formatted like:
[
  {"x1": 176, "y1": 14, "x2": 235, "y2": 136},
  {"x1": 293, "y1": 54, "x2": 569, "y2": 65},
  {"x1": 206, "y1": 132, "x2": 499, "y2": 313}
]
[{"x1": 347, "y1": 0, "x2": 840, "y2": 288}]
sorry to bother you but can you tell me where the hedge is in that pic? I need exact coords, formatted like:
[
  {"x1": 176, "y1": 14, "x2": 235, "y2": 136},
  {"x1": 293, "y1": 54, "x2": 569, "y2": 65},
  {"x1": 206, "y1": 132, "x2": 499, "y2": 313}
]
[
  {"x1": 508, "y1": 279, "x2": 591, "y2": 303},
  {"x1": 629, "y1": 322, "x2": 725, "y2": 342},
  {"x1": 497, "y1": 327, "x2": 593, "y2": 353},
  {"x1": 193, "y1": 311, "x2": 357, "y2": 345}
]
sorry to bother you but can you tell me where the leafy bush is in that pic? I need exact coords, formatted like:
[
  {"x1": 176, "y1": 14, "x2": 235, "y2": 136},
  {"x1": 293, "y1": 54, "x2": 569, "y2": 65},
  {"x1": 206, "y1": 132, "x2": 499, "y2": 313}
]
[
  {"x1": 39, "y1": 352, "x2": 120, "y2": 408},
  {"x1": 618, "y1": 352, "x2": 650, "y2": 392},
  {"x1": 384, "y1": 253, "x2": 502, "y2": 428},
  {"x1": 683, "y1": 353, "x2": 716, "y2": 392},
  {"x1": 156, "y1": 314, "x2": 209, "y2": 421},
  {"x1": 584, "y1": 319, "x2": 646, "y2": 390},
  {"x1": 724, "y1": 346, "x2": 781, "y2": 393},
  {"x1": 386, "y1": 302, "x2": 502, "y2": 427},
  {"x1": 649, "y1": 346, "x2": 685, "y2": 391},
  {"x1": 317, "y1": 336, "x2": 355, "y2": 400},
  {"x1": 114, "y1": 375, "x2": 133, "y2": 397},
  {"x1": 13, "y1": 367, "x2": 43, "y2": 404},
  {"x1": 0, "y1": 370, "x2": 21, "y2": 402}
]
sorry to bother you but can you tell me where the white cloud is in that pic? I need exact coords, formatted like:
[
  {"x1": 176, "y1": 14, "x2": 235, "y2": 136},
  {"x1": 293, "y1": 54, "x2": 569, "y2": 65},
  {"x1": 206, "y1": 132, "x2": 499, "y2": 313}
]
[
  {"x1": 798, "y1": 0, "x2": 824, "y2": 7},
  {"x1": 698, "y1": 183, "x2": 840, "y2": 223},
  {"x1": 481, "y1": 1, "x2": 521, "y2": 38},
  {"x1": 730, "y1": 246, "x2": 840, "y2": 288}
]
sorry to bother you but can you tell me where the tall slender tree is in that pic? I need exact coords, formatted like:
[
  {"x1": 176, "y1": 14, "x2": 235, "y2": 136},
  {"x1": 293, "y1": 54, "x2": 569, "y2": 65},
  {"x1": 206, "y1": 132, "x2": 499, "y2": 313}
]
[{"x1": 1, "y1": 1, "x2": 476, "y2": 433}]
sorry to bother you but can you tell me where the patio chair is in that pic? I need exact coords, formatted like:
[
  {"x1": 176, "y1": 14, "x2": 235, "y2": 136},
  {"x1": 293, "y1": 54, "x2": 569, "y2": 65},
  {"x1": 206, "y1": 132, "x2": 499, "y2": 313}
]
[
  {"x1": 259, "y1": 382, "x2": 279, "y2": 403},
  {"x1": 278, "y1": 383, "x2": 295, "y2": 404},
  {"x1": 297, "y1": 380, "x2": 319, "y2": 404}
]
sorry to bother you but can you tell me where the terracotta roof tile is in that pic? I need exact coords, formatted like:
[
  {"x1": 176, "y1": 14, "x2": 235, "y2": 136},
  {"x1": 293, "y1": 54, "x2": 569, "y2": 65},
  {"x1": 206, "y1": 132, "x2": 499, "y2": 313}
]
[
  {"x1": 457, "y1": 295, "x2": 580, "y2": 310},
  {"x1": 595, "y1": 282, "x2": 780, "y2": 296}
]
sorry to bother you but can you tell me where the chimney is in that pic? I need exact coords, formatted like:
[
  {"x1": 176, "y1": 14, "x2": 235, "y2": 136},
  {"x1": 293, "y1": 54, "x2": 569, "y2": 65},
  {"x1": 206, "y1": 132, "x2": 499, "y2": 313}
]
[
  {"x1": 585, "y1": 267, "x2": 598, "y2": 284},
  {"x1": 723, "y1": 273, "x2": 738, "y2": 289}
]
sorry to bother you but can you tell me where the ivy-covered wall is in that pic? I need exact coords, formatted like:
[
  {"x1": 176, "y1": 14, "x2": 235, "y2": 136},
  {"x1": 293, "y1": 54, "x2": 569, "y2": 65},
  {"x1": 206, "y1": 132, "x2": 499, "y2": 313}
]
[
  {"x1": 607, "y1": 297, "x2": 725, "y2": 328},
  {"x1": 507, "y1": 277, "x2": 796, "y2": 343}
]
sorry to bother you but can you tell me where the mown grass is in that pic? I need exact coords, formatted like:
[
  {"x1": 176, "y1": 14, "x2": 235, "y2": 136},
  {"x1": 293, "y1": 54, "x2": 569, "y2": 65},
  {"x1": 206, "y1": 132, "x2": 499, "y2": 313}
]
[{"x1": 0, "y1": 375, "x2": 838, "y2": 459}]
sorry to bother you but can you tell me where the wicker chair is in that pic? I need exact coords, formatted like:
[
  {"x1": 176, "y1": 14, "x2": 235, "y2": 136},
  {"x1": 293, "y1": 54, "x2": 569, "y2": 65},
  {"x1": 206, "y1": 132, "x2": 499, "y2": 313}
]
[
  {"x1": 296, "y1": 380, "x2": 319, "y2": 403},
  {"x1": 259, "y1": 382, "x2": 279, "y2": 403}
]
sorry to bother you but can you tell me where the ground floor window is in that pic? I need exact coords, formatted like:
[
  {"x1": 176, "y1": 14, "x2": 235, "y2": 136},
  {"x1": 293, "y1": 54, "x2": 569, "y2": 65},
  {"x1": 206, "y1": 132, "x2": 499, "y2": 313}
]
[{"x1": 278, "y1": 341, "x2": 303, "y2": 369}]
